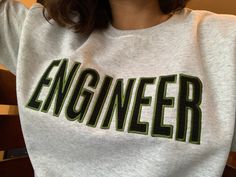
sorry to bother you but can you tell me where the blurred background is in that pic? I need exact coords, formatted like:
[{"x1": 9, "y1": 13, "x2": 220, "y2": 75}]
[
  {"x1": 187, "y1": 0, "x2": 236, "y2": 15},
  {"x1": 20, "y1": 0, "x2": 236, "y2": 15}
]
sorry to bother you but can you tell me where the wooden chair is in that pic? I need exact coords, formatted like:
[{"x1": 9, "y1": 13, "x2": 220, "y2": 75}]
[
  {"x1": 222, "y1": 152, "x2": 236, "y2": 177},
  {"x1": 0, "y1": 65, "x2": 235, "y2": 176},
  {"x1": 0, "y1": 66, "x2": 34, "y2": 177}
]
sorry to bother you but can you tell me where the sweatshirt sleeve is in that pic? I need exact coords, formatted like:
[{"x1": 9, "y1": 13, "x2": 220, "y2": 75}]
[
  {"x1": 0, "y1": 0, "x2": 28, "y2": 75},
  {"x1": 230, "y1": 36, "x2": 236, "y2": 152},
  {"x1": 231, "y1": 33, "x2": 236, "y2": 152}
]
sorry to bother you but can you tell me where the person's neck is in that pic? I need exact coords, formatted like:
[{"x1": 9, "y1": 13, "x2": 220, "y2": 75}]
[{"x1": 108, "y1": 0, "x2": 172, "y2": 30}]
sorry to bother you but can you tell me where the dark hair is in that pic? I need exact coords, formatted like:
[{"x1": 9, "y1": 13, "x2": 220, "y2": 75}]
[{"x1": 38, "y1": 0, "x2": 190, "y2": 35}]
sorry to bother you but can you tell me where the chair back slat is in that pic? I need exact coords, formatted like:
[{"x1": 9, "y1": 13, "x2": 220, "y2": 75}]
[
  {"x1": 0, "y1": 156, "x2": 34, "y2": 177},
  {"x1": 0, "y1": 115, "x2": 26, "y2": 150},
  {"x1": 0, "y1": 69, "x2": 17, "y2": 105},
  {"x1": 222, "y1": 165, "x2": 236, "y2": 177}
]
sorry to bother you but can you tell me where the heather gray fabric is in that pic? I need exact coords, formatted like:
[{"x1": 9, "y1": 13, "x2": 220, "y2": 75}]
[{"x1": 1, "y1": 1, "x2": 236, "y2": 177}]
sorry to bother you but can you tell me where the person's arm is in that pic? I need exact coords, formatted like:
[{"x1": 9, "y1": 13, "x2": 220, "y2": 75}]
[{"x1": 0, "y1": 0, "x2": 28, "y2": 75}]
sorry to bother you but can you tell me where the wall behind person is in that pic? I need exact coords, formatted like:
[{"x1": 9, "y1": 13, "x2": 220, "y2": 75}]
[
  {"x1": 20, "y1": 0, "x2": 35, "y2": 8},
  {"x1": 187, "y1": 0, "x2": 236, "y2": 15}
]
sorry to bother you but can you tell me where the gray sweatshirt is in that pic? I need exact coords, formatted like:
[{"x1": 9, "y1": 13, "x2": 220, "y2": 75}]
[{"x1": 1, "y1": 1, "x2": 236, "y2": 177}]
